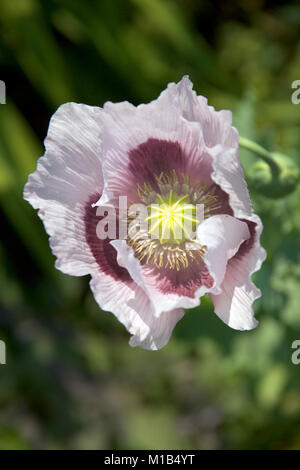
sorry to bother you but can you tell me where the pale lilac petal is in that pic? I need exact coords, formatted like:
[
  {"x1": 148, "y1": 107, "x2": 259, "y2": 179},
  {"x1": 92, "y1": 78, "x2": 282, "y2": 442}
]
[
  {"x1": 84, "y1": 198, "x2": 185, "y2": 349},
  {"x1": 212, "y1": 147, "x2": 254, "y2": 219},
  {"x1": 24, "y1": 103, "x2": 104, "y2": 276},
  {"x1": 111, "y1": 240, "x2": 212, "y2": 317},
  {"x1": 209, "y1": 217, "x2": 266, "y2": 330},
  {"x1": 209, "y1": 143, "x2": 267, "y2": 328},
  {"x1": 197, "y1": 215, "x2": 250, "y2": 295},
  {"x1": 90, "y1": 270, "x2": 184, "y2": 350},
  {"x1": 112, "y1": 216, "x2": 250, "y2": 318},
  {"x1": 129, "y1": 308, "x2": 184, "y2": 350},
  {"x1": 85, "y1": 198, "x2": 185, "y2": 348},
  {"x1": 169, "y1": 75, "x2": 239, "y2": 148},
  {"x1": 97, "y1": 76, "x2": 232, "y2": 206}
]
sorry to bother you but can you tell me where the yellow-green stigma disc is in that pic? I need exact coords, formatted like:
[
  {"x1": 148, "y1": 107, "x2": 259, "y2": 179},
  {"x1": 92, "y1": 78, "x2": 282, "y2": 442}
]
[{"x1": 146, "y1": 190, "x2": 198, "y2": 244}]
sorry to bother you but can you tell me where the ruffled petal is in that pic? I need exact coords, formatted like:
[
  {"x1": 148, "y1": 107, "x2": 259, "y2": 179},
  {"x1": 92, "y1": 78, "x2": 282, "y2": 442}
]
[
  {"x1": 209, "y1": 144, "x2": 266, "y2": 329},
  {"x1": 197, "y1": 215, "x2": 250, "y2": 295},
  {"x1": 209, "y1": 217, "x2": 266, "y2": 330},
  {"x1": 86, "y1": 194, "x2": 185, "y2": 349},
  {"x1": 111, "y1": 239, "x2": 213, "y2": 316},
  {"x1": 112, "y1": 215, "x2": 250, "y2": 318},
  {"x1": 25, "y1": 115, "x2": 183, "y2": 349},
  {"x1": 90, "y1": 269, "x2": 184, "y2": 350},
  {"x1": 212, "y1": 147, "x2": 254, "y2": 219},
  {"x1": 24, "y1": 102, "x2": 104, "y2": 276},
  {"x1": 168, "y1": 75, "x2": 239, "y2": 149},
  {"x1": 97, "y1": 76, "x2": 235, "y2": 206}
]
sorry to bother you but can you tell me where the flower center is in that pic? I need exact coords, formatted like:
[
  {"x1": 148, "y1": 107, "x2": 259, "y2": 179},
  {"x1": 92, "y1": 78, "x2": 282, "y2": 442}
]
[
  {"x1": 146, "y1": 190, "x2": 198, "y2": 244},
  {"x1": 127, "y1": 171, "x2": 221, "y2": 270}
]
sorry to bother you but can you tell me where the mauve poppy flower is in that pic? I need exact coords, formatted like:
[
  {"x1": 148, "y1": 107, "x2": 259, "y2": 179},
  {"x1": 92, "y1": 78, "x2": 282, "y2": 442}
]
[{"x1": 24, "y1": 76, "x2": 266, "y2": 350}]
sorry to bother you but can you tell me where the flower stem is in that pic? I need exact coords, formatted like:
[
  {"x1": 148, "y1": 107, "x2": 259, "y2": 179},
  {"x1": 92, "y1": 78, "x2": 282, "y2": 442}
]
[{"x1": 239, "y1": 136, "x2": 275, "y2": 167}]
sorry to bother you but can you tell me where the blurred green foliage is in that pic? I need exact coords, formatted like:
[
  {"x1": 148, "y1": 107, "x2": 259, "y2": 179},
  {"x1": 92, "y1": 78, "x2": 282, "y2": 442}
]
[{"x1": 0, "y1": 0, "x2": 300, "y2": 450}]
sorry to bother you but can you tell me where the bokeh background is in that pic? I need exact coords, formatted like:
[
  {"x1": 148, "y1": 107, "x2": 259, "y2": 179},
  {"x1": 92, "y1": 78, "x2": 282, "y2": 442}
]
[{"x1": 0, "y1": 0, "x2": 300, "y2": 450}]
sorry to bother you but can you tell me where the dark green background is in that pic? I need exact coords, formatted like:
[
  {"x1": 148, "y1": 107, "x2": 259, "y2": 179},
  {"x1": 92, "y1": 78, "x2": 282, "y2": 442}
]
[{"x1": 0, "y1": 0, "x2": 300, "y2": 449}]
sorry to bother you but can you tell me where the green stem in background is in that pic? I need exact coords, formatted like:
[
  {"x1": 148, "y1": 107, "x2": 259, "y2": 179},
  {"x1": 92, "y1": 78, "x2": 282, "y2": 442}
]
[
  {"x1": 239, "y1": 136, "x2": 299, "y2": 198},
  {"x1": 239, "y1": 136, "x2": 276, "y2": 168}
]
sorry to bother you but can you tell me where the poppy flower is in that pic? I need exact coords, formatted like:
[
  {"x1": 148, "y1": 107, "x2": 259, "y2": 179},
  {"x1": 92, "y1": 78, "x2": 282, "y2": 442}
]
[{"x1": 24, "y1": 76, "x2": 266, "y2": 350}]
